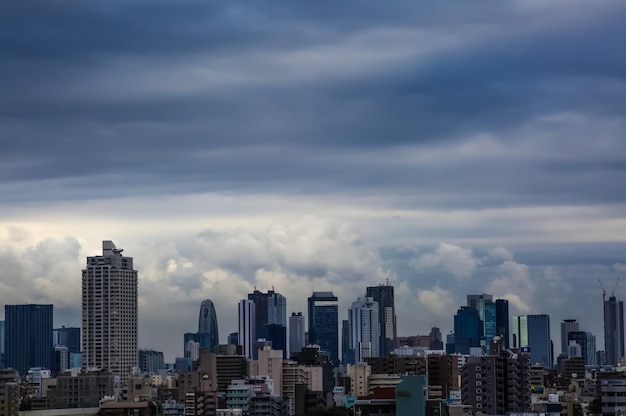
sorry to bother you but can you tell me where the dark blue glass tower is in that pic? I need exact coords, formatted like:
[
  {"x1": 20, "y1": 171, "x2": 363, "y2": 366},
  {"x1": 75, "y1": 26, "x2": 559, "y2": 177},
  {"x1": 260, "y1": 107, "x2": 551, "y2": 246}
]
[
  {"x1": 484, "y1": 301, "x2": 496, "y2": 353},
  {"x1": 308, "y1": 292, "x2": 339, "y2": 365},
  {"x1": 198, "y1": 299, "x2": 219, "y2": 352},
  {"x1": 53, "y1": 326, "x2": 81, "y2": 354},
  {"x1": 5, "y1": 304, "x2": 53, "y2": 376},
  {"x1": 262, "y1": 324, "x2": 287, "y2": 358},
  {"x1": 366, "y1": 284, "x2": 397, "y2": 357},
  {"x1": 453, "y1": 306, "x2": 482, "y2": 354},
  {"x1": 495, "y1": 299, "x2": 510, "y2": 348}
]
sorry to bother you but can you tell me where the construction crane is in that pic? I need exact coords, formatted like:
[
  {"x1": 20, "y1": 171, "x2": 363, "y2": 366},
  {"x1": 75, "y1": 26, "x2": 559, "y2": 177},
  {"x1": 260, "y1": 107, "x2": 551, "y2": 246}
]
[
  {"x1": 612, "y1": 277, "x2": 620, "y2": 297},
  {"x1": 599, "y1": 278, "x2": 606, "y2": 302}
]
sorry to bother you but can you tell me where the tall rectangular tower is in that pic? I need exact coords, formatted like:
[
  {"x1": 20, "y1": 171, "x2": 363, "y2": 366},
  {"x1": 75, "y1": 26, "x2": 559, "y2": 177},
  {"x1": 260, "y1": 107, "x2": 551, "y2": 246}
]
[
  {"x1": 289, "y1": 312, "x2": 306, "y2": 358},
  {"x1": 5, "y1": 304, "x2": 53, "y2": 376},
  {"x1": 82, "y1": 240, "x2": 138, "y2": 381},
  {"x1": 238, "y1": 299, "x2": 256, "y2": 359},
  {"x1": 512, "y1": 314, "x2": 552, "y2": 368},
  {"x1": 308, "y1": 292, "x2": 339, "y2": 365},
  {"x1": 495, "y1": 299, "x2": 510, "y2": 348},
  {"x1": 366, "y1": 284, "x2": 397, "y2": 357},
  {"x1": 348, "y1": 296, "x2": 380, "y2": 362},
  {"x1": 604, "y1": 295, "x2": 624, "y2": 366}
]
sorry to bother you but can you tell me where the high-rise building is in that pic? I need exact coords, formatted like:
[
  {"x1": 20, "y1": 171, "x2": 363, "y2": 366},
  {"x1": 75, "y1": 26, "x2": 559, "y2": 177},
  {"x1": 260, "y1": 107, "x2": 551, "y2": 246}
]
[
  {"x1": 484, "y1": 301, "x2": 496, "y2": 354},
  {"x1": 289, "y1": 312, "x2": 306, "y2": 358},
  {"x1": 53, "y1": 326, "x2": 81, "y2": 354},
  {"x1": 604, "y1": 295, "x2": 625, "y2": 366},
  {"x1": 560, "y1": 319, "x2": 580, "y2": 355},
  {"x1": 246, "y1": 290, "x2": 287, "y2": 359},
  {"x1": 366, "y1": 284, "x2": 397, "y2": 357},
  {"x1": 453, "y1": 306, "x2": 482, "y2": 354},
  {"x1": 429, "y1": 327, "x2": 443, "y2": 350},
  {"x1": 0, "y1": 321, "x2": 5, "y2": 368},
  {"x1": 197, "y1": 299, "x2": 219, "y2": 352},
  {"x1": 495, "y1": 299, "x2": 510, "y2": 348},
  {"x1": 568, "y1": 331, "x2": 597, "y2": 366},
  {"x1": 138, "y1": 350, "x2": 165, "y2": 374},
  {"x1": 461, "y1": 351, "x2": 531, "y2": 415},
  {"x1": 82, "y1": 240, "x2": 138, "y2": 381},
  {"x1": 238, "y1": 299, "x2": 256, "y2": 359},
  {"x1": 5, "y1": 304, "x2": 53, "y2": 376},
  {"x1": 512, "y1": 314, "x2": 552, "y2": 368},
  {"x1": 308, "y1": 292, "x2": 339, "y2": 365},
  {"x1": 467, "y1": 294, "x2": 493, "y2": 321},
  {"x1": 348, "y1": 296, "x2": 380, "y2": 363}
]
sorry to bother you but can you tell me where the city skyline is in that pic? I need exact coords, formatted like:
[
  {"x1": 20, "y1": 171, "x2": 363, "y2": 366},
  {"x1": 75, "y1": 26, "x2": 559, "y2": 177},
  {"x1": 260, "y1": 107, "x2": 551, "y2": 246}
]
[{"x1": 1, "y1": 0, "x2": 626, "y2": 363}]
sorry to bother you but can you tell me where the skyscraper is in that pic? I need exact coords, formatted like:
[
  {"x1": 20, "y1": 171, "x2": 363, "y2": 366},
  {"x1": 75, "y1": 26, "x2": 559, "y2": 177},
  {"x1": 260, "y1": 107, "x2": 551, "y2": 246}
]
[
  {"x1": 604, "y1": 295, "x2": 625, "y2": 366},
  {"x1": 197, "y1": 299, "x2": 219, "y2": 352},
  {"x1": 238, "y1": 299, "x2": 256, "y2": 359},
  {"x1": 348, "y1": 296, "x2": 380, "y2": 362},
  {"x1": 53, "y1": 326, "x2": 81, "y2": 354},
  {"x1": 289, "y1": 312, "x2": 306, "y2": 357},
  {"x1": 5, "y1": 304, "x2": 53, "y2": 376},
  {"x1": 568, "y1": 331, "x2": 597, "y2": 366},
  {"x1": 495, "y1": 299, "x2": 510, "y2": 348},
  {"x1": 512, "y1": 314, "x2": 552, "y2": 368},
  {"x1": 82, "y1": 240, "x2": 138, "y2": 381},
  {"x1": 467, "y1": 294, "x2": 493, "y2": 321},
  {"x1": 366, "y1": 284, "x2": 397, "y2": 357},
  {"x1": 308, "y1": 292, "x2": 339, "y2": 365},
  {"x1": 453, "y1": 306, "x2": 482, "y2": 354},
  {"x1": 560, "y1": 319, "x2": 580, "y2": 355},
  {"x1": 247, "y1": 289, "x2": 287, "y2": 358}
]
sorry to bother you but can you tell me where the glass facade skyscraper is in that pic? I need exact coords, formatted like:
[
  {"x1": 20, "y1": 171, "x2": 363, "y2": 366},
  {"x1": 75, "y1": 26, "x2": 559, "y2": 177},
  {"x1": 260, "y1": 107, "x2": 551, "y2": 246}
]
[
  {"x1": 495, "y1": 299, "x2": 510, "y2": 348},
  {"x1": 604, "y1": 295, "x2": 624, "y2": 366},
  {"x1": 454, "y1": 306, "x2": 482, "y2": 354},
  {"x1": 53, "y1": 326, "x2": 81, "y2": 354},
  {"x1": 246, "y1": 289, "x2": 287, "y2": 358},
  {"x1": 308, "y1": 291, "x2": 339, "y2": 365},
  {"x1": 366, "y1": 284, "x2": 397, "y2": 357},
  {"x1": 197, "y1": 299, "x2": 219, "y2": 352},
  {"x1": 513, "y1": 314, "x2": 551, "y2": 368},
  {"x1": 5, "y1": 304, "x2": 53, "y2": 376}
]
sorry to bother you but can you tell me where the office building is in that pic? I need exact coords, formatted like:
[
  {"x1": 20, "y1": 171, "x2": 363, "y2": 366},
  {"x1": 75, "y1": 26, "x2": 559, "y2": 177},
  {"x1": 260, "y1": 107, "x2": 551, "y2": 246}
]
[
  {"x1": 82, "y1": 240, "x2": 138, "y2": 381},
  {"x1": 228, "y1": 332, "x2": 238, "y2": 346},
  {"x1": 56, "y1": 369, "x2": 115, "y2": 408},
  {"x1": 461, "y1": 351, "x2": 531, "y2": 415},
  {"x1": 5, "y1": 304, "x2": 53, "y2": 376},
  {"x1": 307, "y1": 292, "x2": 339, "y2": 365},
  {"x1": 366, "y1": 284, "x2": 397, "y2": 357},
  {"x1": 54, "y1": 345, "x2": 70, "y2": 376},
  {"x1": 560, "y1": 319, "x2": 580, "y2": 355},
  {"x1": 0, "y1": 369, "x2": 19, "y2": 416},
  {"x1": 247, "y1": 290, "x2": 287, "y2": 359},
  {"x1": 453, "y1": 306, "x2": 482, "y2": 354},
  {"x1": 0, "y1": 321, "x2": 5, "y2": 368},
  {"x1": 198, "y1": 299, "x2": 220, "y2": 352},
  {"x1": 512, "y1": 314, "x2": 552, "y2": 368},
  {"x1": 484, "y1": 301, "x2": 496, "y2": 353},
  {"x1": 604, "y1": 295, "x2": 624, "y2": 366},
  {"x1": 53, "y1": 326, "x2": 81, "y2": 354},
  {"x1": 348, "y1": 296, "x2": 380, "y2": 363},
  {"x1": 138, "y1": 350, "x2": 165, "y2": 374},
  {"x1": 495, "y1": 299, "x2": 510, "y2": 348},
  {"x1": 289, "y1": 312, "x2": 306, "y2": 358},
  {"x1": 429, "y1": 327, "x2": 443, "y2": 350},
  {"x1": 568, "y1": 331, "x2": 597, "y2": 366},
  {"x1": 467, "y1": 294, "x2": 493, "y2": 321},
  {"x1": 238, "y1": 299, "x2": 256, "y2": 359}
]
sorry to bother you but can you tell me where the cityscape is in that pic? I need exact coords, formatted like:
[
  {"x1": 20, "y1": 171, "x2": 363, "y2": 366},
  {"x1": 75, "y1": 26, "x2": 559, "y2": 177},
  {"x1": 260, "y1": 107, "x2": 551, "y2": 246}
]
[
  {"x1": 0, "y1": 240, "x2": 626, "y2": 416},
  {"x1": 2, "y1": 1, "x2": 626, "y2": 416}
]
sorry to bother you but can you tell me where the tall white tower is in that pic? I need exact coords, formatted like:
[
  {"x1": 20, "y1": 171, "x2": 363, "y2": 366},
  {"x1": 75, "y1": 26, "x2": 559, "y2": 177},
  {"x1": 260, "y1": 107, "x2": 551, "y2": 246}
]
[
  {"x1": 238, "y1": 299, "x2": 256, "y2": 359},
  {"x1": 82, "y1": 241, "x2": 138, "y2": 382}
]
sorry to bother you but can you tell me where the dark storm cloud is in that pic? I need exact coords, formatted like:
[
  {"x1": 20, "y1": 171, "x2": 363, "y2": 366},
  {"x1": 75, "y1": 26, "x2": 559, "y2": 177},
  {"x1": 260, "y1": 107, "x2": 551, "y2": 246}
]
[{"x1": 1, "y1": 0, "x2": 626, "y2": 209}]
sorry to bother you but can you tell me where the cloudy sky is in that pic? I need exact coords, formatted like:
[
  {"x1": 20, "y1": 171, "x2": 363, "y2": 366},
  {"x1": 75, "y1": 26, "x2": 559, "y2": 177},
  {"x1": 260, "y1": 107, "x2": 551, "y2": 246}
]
[{"x1": 1, "y1": 0, "x2": 626, "y2": 361}]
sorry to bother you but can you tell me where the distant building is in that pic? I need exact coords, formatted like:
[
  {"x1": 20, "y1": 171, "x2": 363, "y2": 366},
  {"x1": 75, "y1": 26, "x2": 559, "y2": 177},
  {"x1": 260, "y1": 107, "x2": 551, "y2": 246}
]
[
  {"x1": 568, "y1": 331, "x2": 597, "y2": 366},
  {"x1": 82, "y1": 240, "x2": 138, "y2": 382},
  {"x1": 228, "y1": 332, "x2": 239, "y2": 346},
  {"x1": 348, "y1": 296, "x2": 380, "y2": 362},
  {"x1": 512, "y1": 314, "x2": 552, "y2": 368},
  {"x1": 429, "y1": 327, "x2": 443, "y2": 350},
  {"x1": 604, "y1": 295, "x2": 624, "y2": 366},
  {"x1": 197, "y1": 299, "x2": 220, "y2": 352},
  {"x1": 289, "y1": 312, "x2": 306, "y2": 358},
  {"x1": 454, "y1": 306, "x2": 482, "y2": 354},
  {"x1": 56, "y1": 369, "x2": 115, "y2": 409},
  {"x1": 5, "y1": 303, "x2": 53, "y2": 376},
  {"x1": 138, "y1": 350, "x2": 165, "y2": 374},
  {"x1": 0, "y1": 321, "x2": 5, "y2": 368},
  {"x1": 307, "y1": 292, "x2": 339, "y2": 365},
  {"x1": 495, "y1": 299, "x2": 510, "y2": 348},
  {"x1": 366, "y1": 284, "x2": 397, "y2": 357},
  {"x1": 53, "y1": 326, "x2": 81, "y2": 354},
  {"x1": 560, "y1": 319, "x2": 580, "y2": 355},
  {"x1": 238, "y1": 299, "x2": 256, "y2": 359}
]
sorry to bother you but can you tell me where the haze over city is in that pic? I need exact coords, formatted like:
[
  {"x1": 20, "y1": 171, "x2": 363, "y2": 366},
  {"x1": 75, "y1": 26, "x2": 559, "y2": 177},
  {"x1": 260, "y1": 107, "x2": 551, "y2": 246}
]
[{"x1": 1, "y1": 0, "x2": 626, "y2": 363}]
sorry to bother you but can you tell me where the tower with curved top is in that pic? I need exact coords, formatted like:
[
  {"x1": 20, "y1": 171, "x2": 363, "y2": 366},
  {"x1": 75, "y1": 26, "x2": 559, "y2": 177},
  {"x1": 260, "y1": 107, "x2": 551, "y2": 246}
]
[{"x1": 198, "y1": 299, "x2": 219, "y2": 352}]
